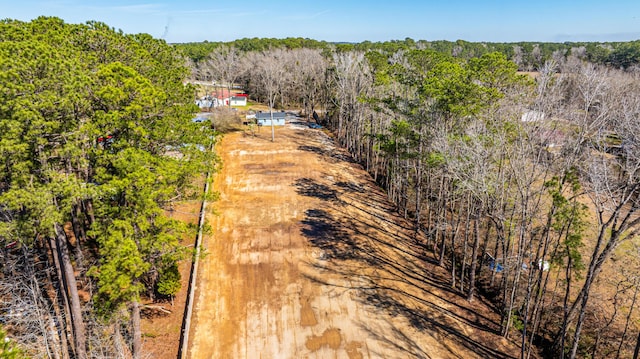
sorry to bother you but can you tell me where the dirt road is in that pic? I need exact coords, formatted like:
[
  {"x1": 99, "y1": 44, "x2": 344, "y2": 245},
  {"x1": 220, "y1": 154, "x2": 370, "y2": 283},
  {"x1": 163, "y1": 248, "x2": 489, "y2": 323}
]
[{"x1": 188, "y1": 122, "x2": 519, "y2": 358}]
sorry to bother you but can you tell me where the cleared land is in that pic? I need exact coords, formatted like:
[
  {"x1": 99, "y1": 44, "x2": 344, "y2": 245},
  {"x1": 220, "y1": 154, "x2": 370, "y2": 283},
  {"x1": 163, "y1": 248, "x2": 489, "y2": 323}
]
[{"x1": 188, "y1": 121, "x2": 521, "y2": 358}]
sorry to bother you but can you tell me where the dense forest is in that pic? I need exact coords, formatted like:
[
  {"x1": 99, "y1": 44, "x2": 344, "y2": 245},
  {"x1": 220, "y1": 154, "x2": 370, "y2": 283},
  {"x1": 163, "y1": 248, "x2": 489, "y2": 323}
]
[
  {"x1": 176, "y1": 36, "x2": 640, "y2": 71},
  {"x1": 184, "y1": 38, "x2": 640, "y2": 358},
  {"x1": 2, "y1": 16, "x2": 640, "y2": 359},
  {"x1": 0, "y1": 17, "x2": 214, "y2": 358}
]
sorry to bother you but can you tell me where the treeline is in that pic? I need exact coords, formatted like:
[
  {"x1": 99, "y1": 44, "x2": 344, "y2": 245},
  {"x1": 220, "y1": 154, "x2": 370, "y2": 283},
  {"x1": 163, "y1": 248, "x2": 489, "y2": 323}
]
[
  {"x1": 176, "y1": 37, "x2": 329, "y2": 62},
  {"x1": 0, "y1": 17, "x2": 214, "y2": 358},
  {"x1": 190, "y1": 38, "x2": 640, "y2": 357},
  {"x1": 176, "y1": 37, "x2": 640, "y2": 71},
  {"x1": 327, "y1": 49, "x2": 640, "y2": 359}
]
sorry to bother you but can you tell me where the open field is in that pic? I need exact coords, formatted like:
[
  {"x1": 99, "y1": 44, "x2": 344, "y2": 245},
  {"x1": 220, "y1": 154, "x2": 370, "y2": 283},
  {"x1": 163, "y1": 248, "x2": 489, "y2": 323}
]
[{"x1": 186, "y1": 122, "x2": 522, "y2": 358}]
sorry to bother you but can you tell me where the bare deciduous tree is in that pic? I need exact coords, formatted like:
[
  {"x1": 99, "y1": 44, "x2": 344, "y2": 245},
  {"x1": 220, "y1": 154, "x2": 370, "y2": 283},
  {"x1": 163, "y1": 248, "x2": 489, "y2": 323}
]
[
  {"x1": 547, "y1": 62, "x2": 640, "y2": 359},
  {"x1": 204, "y1": 46, "x2": 244, "y2": 107},
  {"x1": 246, "y1": 49, "x2": 290, "y2": 141},
  {"x1": 330, "y1": 51, "x2": 373, "y2": 153},
  {"x1": 283, "y1": 48, "x2": 327, "y2": 118}
]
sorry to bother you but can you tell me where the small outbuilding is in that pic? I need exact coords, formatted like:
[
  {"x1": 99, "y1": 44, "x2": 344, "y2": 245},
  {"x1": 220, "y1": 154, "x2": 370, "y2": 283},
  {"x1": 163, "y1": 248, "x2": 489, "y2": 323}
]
[
  {"x1": 256, "y1": 111, "x2": 286, "y2": 126},
  {"x1": 210, "y1": 89, "x2": 233, "y2": 106},
  {"x1": 195, "y1": 96, "x2": 214, "y2": 109},
  {"x1": 230, "y1": 94, "x2": 248, "y2": 106}
]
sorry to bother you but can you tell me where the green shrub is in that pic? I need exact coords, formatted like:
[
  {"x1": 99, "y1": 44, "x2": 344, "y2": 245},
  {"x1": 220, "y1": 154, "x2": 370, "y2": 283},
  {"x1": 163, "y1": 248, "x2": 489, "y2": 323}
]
[{"x1": 157, "y1": 263, "x2": 181, "y2": 297}]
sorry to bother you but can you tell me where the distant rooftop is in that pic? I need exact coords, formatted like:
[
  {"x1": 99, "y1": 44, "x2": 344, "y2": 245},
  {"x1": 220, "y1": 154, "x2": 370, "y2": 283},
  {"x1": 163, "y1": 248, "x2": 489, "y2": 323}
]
[{"x1": 256, "y1": 111, "x2": 286, "y2": 120}]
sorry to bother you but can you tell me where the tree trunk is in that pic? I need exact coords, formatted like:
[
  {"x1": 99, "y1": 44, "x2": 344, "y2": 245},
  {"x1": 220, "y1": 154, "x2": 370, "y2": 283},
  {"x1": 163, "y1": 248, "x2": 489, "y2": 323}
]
[
  {"x1": 467, "y1": 216, "x2": 481, "y2": 301},
  {"x1": 449, "y1": 200, "x2": 462, "y2": 288},
  {"x1": 83, "y1": 199, "x2": 95, "y2": 227},
  {"x1": 26, "y1": 244, "x2": 68, "y2": 359},
  {"x1": 114, "y1": 321, "x2": 126, "y2": 359},
  {"x1": 478, "y1": 220, "x2": 492, "y2": 279},
  {"x1": 557, "y1": 251, "x2": 573, "y2": 359},
  {"x1": 47, "y1": 233, "x2": 74, "y2": 359},
  {"x1": 568, "y1": 218, "x2": 627, "y2": 359},
  {"x1": 70, "y1": 203, "x2": 86, "y2": 272},
  {"x1": 438, "y1": 228, "x2": 447, "y2": 267},
  {"x1": 414, "y1": 123, "x2": 424, "y2": 238},
  {"x1": 54, "y1": 223, "x2": 87, "y2": 359},
  {"x1": 47, "y1": 314, "x2": 63, "y2": 359},
  {"x1": 437, "y1": 178, "x2": 448, "y2": 266},
  {"x1": 270, "y1": 102, "x2": 275, "y2": 142},
  {"x1": 568, "y1": 267, "x2": 592, "y2": 359},
  {"x1": 460, "y1": 196, "x2": 472, "y2": 293},
  {"x1": 36, "y1": 273, "x2": 69, "y2": 359},
  {"x1": 131, "y1": 300, "x2": 142, "y2": 359},
  {"x1": 616, "y1": 283, "x2": 639, "y2": 359},
  {"x1": 525, "y1": 204, "x2": 557, "y2": 359},
  {"x1": 489, "y1": 227, "x2": 501, "y2": 287}
]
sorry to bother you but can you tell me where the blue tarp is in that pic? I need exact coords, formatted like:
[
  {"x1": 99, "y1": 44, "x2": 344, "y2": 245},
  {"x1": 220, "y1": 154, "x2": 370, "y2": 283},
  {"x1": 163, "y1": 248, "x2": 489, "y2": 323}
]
[{"x1": 488, "y1": 260, "x2": 504, "y2": 273}]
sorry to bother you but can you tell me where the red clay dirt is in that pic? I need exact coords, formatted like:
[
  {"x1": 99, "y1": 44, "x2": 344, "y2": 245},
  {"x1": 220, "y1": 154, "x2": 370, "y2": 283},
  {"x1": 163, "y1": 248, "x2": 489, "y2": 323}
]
[{"x1": 187, "y1": 122, "x2": 522, "y2": 358}]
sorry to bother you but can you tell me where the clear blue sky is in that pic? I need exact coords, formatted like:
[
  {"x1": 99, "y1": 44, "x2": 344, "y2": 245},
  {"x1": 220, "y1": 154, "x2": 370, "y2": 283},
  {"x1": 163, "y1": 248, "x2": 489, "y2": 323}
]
[{"x1": 2, "y1": 0, "x2": 639, "y2": 43}]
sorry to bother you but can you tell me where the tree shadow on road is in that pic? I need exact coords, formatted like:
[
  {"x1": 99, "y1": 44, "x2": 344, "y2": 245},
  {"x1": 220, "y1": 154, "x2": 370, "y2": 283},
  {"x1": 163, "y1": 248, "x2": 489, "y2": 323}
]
[
  {"x1": 294, "y1": 178, "x2": 339, "y2": 202},
  {"x1": 298, "y1": 145, "x2": 357, "y2": 164},
  {"x1": 353, "y1": 318, "x2": 433, "y2": 359},
  {"x1": 361, "y1": 290, "x2": 516, "y2": 359},
  {"x1": 335, "y1": 181, "x2": 365, "y2": 193},
  {"x1": 297, "y1": 176, "x2": 518, "y2": 358},
  {"x1": 298, "y1": 145, "x2": 326, "y2": 156},
  {"x1": 301, "y1": 209, "x2": 360, "y2": 261}
]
